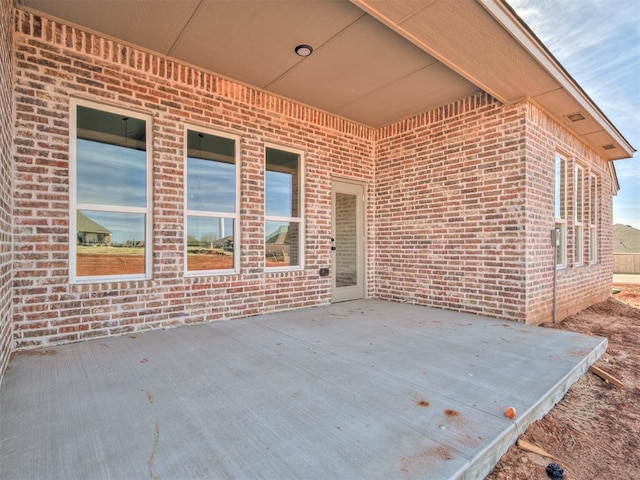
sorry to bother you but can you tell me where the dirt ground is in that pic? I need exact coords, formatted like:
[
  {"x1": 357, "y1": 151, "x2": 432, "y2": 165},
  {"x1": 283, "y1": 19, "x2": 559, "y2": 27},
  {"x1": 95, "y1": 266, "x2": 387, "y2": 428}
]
[
  {"x1": 77, "y1": 253, "x2": 145, "y2": 276},
  {"x1": 487, "y1": 282, "x2": 640, "y2": 480},
  {"x1": 77, "y1": 254, "x2": 288, "y2": 276}
]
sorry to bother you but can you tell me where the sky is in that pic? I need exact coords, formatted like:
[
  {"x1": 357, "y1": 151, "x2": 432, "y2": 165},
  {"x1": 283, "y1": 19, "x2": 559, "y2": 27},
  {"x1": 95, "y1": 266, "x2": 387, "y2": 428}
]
[{"x1": 507, "y1": 0, "x2": 640, "y2": 229}]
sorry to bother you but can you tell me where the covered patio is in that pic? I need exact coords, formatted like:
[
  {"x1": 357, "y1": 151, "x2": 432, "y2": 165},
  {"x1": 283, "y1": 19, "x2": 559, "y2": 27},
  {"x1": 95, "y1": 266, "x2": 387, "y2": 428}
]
[{"x1": 0, "y1": 300, "x2": 605, "y2": 479}]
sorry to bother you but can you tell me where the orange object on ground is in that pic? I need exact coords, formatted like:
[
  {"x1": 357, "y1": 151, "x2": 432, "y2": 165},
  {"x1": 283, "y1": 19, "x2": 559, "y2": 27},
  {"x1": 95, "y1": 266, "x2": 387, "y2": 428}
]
[{"x1": 505, "y1": 407, "x2": 516, "y2": 419}]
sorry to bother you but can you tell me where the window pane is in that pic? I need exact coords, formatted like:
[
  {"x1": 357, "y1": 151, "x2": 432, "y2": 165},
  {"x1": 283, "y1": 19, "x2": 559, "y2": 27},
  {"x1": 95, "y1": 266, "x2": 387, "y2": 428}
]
[
  {"x1": 187, "y1": 131, "x2": 236, "y2": 212},
  {"x1": 590, "y1": 177, "x2": 597, "y2": 225},
  {"x1": 76, "y1": 107, "x2": 146, "y2": 207},
  {"x1": 76, "y1": 210, "x2": 145, "y2": 276},
  {"x1": 575, "y1": 225, "x2": 583, "y2": 264},
  {"x1": 187, "y1": 216, "x2": 234, "y2": 271},
  {"x1": 335, "y1": 192, "x2": 358, "y2": 288},
  {"x1": 575, "y1": 167, "x2": 583, "y2": 221},
  {"x1": 265, "y1": 221, "x2": 300, "y2": 267},
  {"x1": 555, "y1": 156, "x2": 565, "y2": 220},
  {"x1": 266, "y1": 148, "x2": 300, "y2": 217}
]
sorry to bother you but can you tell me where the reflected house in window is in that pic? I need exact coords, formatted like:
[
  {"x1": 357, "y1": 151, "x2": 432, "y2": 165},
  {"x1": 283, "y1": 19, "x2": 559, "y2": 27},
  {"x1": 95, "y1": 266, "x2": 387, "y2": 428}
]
[
  {"x1": 265, "y1": 224, "x2": 290, "y2": 264},
  {"x1": 77, "y1": 211, "x2": 112, "y2": 246},
  {"x1": 186, "y1": 232, "x2": 234, "y2": 254}
]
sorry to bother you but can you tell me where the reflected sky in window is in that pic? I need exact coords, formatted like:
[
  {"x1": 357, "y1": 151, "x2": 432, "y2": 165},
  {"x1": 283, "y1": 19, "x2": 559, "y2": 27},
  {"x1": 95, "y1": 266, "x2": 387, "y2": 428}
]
[
  {"x1": 266, "y1": 171, "x2": 293, "y2": 217},
  {"x1": 187, "y1": 158, "x2": 236, "y2": 213},
  {"x1": 77, "y1": 139, "x2": 147, "y2": 207}
]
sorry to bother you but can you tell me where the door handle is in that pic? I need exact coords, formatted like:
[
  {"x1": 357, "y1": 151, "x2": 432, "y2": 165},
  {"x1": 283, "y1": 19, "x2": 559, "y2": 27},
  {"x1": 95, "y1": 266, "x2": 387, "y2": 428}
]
[{"x1": 331, "y1": 246, "x2": 336, "y2": 251}]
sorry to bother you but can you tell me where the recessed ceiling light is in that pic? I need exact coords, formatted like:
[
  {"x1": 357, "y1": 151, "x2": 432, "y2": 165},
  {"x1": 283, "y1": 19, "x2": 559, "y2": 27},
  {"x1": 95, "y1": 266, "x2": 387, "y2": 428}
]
[{"x1": 294, "y1": 45, "x2": 313, "y2": 57}]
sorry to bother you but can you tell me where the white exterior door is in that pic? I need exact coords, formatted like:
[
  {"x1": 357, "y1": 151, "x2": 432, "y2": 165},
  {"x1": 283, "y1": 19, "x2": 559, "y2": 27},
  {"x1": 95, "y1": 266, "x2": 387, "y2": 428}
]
[{"x1": 331, "y1": 180, "x2": 365, "y2": 302}]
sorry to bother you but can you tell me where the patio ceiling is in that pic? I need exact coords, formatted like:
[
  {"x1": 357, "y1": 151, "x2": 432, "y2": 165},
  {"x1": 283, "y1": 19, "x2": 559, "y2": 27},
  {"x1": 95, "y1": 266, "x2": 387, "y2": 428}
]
[{"x1": 16, "y1": 0, "x2": 634, "y2": 160}]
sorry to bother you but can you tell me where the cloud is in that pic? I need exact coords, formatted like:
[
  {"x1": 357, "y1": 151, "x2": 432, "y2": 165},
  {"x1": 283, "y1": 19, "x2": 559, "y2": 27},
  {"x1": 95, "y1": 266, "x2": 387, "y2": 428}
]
[
  {"x1": 266, "y1": 171, "x2": 294, "y2": 217},
  {"x1": 77, "y1": 139, "x2": 147, "y2": 207},
  {"x1": 615, "y1": 161, "x2": 640, "y2": 181},
  {"x1": 187, "y1": 157, "x2": 236, "y2": 212}
]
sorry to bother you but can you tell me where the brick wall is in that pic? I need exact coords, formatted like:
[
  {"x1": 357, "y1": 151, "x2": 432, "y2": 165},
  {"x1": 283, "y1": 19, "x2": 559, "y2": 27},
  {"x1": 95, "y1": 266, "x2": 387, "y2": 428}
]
[
  {"x1": 373, "y1": 96, "x2": 612, "y2": 324},
  {"x1": 524, "y1": 103, "x2": 612, "y2": 324},
  {"x1": 0, "y1": 0, "x2": 14, "y2": 381},
  {"x1": 9, "y1": 9, "x2": 616, "y2": 350},
  {"x1": 11, "y1": 10, "x2": 374, "y2": 349},
  {"x1": 374, "y1": 94, "x2": 528, "y2": 321}
]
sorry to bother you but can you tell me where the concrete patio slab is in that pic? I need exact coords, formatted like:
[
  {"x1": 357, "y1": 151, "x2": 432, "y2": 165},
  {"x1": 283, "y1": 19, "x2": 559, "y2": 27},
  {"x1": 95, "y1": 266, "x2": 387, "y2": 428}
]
[{"x1": 0, "y1": 300, "x2": 606, "y2": 479}]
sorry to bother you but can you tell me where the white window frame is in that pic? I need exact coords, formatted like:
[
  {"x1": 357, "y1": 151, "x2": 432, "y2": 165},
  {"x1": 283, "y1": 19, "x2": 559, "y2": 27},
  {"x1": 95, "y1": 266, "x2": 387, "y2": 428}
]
[
  {"x1": 589, "y1": 173, "x2": 598, "y2": 264},
  {"x1": 554, "y1": 154, "x2": 567, "y2": 269},
  {"x1": 184, "y1": 125, "x2": 240, "y2": 276},
  {"x1": 69, "y1": 98, "x2": 153, "y2": 283},
  {"x1": 264, "y1": 143, "x2": 305, "y2": 271},
  {"x1": 574, "y1": 164, "x2": 584, "y2": 267}
]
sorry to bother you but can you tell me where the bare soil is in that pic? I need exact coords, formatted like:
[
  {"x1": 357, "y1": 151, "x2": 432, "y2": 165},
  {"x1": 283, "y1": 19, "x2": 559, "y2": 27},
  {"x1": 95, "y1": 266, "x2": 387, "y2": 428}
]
[
  {"x1": 77, "y1": 253, "x2": 145, "y2": 276},
  {"x1": 78, "y1": 253, "x2": 288, "y2": 276},
  {"x1": 487, "y1": 282, "x2": 640, "y2": 480}
]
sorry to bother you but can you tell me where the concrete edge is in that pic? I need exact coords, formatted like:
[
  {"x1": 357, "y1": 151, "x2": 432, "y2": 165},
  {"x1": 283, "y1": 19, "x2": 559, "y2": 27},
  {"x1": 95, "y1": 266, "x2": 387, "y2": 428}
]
[
  {"x1": 514, "y1": 336, "x2": 608, "y2": 437},
  {"x1": 457, "y1": 336, "x2": 608, "y2": 480},
  {"x1": 456, "y1": 423, "x2": 518, "y2": 480}
]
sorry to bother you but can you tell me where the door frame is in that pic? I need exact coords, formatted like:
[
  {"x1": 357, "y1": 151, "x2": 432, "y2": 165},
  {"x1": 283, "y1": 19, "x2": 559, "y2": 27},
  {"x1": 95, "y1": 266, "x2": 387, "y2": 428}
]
[{"x1": 331, "y1": 178, "x2": 366, "y2": 303}]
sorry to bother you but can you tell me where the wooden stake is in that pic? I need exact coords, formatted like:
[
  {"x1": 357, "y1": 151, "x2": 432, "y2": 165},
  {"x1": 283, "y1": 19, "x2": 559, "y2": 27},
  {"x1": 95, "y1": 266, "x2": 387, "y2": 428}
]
[
  {"x1": 516, "y1": 439, "x2": 558, "y2": 461},
  {"x1": 588, "y1": 365, "x2": 624, "y2": 388}
]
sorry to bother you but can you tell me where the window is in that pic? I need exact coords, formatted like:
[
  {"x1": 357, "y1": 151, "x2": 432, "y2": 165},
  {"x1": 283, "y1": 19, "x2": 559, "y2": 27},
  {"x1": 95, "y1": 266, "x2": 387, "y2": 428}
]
[
  {"x1": 185, "y1": 128, "x2": 239, "y2": 274},
  {"x1": 574, "y1": 165, "x2": 584, "y2": 266},
  {"x1": 589, "y1": 173, "x2": 598, "y2": 264},
  {"x1": 70, "y1": 100, "x2": 152, "y2": 282},
  {"x1": 554, "y1": 154, "x2": 567, "y2": 268},
  {"x1": 265, "y1": 146, "x2": 304, "y2": 269}
]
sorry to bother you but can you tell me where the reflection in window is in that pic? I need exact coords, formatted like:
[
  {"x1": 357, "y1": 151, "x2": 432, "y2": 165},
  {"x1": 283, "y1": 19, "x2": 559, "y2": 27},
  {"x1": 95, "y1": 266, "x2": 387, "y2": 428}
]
[
  {"x1": 186, "y1": 129, "x2": 238, "y2": 273},
  {"x1": 265, "y1": 221, "x2": 300, "y2": 268},
  {"x1": 555, "y1": 154, "x2": 566, "y2": 268},
  {"x1": 72, "y1": 103, "x2": 150, "y2": 280},
  {"x1": 574, "y1": 165, "x2": 584, "y2": 266},
  {"x1": 76, "y1": 210, "x2": 145, "y2": 276},
  {"x1": 77, "y1": 139, "x2": 146, "y2": 207},
  {"x1": 335, "y1": 193, "x2": 357, "y2": 287},
  {"x1": 265, "y1": 147, "x2": 303, "y2": 268},
  {"x1": 589, "y1": 174, "x2": 598, "y2": 264}
]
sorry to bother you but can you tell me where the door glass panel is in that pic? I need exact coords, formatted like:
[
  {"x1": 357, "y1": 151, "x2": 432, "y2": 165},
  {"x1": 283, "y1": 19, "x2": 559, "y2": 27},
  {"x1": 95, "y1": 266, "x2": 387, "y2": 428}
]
[{"x1": 335, "y1": 192, "x2": 357, "y2": 288}]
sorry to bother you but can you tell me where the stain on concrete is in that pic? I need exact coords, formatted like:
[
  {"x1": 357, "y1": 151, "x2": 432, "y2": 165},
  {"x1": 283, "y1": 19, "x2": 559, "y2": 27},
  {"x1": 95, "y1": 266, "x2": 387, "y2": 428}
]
[{"x1": 148, "y1": 422, "x2": 160, "y2": 480}]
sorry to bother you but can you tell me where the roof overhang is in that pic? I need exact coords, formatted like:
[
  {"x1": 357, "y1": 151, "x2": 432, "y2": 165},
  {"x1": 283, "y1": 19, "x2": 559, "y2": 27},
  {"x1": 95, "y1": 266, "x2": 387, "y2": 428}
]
[
  {"x1": 15, "y1": 0, "x2": 635, "y2": 161},
  {"x1": 352, "y1": 0, "x2": 635, "y2": 161}
]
